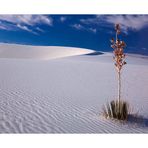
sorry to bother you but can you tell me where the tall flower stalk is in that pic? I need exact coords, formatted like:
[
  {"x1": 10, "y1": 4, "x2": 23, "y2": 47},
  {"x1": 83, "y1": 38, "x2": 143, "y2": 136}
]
[
  {"x1": 111, "y1": 24, "x2": 126, "y2": 106},
  {"x1": 102, "y1": 24, "x2": 129, "y2": 121}
]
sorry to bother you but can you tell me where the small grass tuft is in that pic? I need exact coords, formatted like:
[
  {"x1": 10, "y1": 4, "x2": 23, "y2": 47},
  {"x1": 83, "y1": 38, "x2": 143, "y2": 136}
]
[{"x1": 102, "y1": 100, "x2": 129, "y2": 121}]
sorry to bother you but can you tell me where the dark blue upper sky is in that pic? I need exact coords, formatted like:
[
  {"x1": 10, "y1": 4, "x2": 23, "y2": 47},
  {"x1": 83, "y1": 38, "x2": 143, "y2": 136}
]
[{"x1": 0, "y1": 15, "x2": 148, "y2": 55}]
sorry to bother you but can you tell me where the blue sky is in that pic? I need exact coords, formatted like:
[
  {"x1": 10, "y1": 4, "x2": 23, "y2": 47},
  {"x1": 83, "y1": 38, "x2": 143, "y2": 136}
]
[{"x1": 0, "y1": 15, "x2": 148, "y2": 55}]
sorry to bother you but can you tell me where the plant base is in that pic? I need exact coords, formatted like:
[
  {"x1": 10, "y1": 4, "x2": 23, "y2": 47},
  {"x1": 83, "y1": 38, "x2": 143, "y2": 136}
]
[{"x1": 102, "y1": 100, "x2": 129, "y2": 121}]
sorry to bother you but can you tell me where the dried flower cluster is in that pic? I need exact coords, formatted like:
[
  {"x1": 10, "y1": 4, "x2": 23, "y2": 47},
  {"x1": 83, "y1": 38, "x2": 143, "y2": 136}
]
[
  {"x1": 111, "y1": 24, "x2": 127, "y2": 104},
  {"x1": 111, "y1": 24, "x2": 126, "y2": 73}
]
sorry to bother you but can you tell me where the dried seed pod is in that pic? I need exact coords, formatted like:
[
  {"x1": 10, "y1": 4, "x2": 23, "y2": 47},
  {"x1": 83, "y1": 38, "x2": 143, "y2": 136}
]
[{"x1": 115, "y1": 24, "x2": 120, "y2": 34}]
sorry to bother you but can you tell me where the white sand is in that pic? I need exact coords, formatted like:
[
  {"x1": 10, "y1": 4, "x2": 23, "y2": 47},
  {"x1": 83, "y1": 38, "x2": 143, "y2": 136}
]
[
  {"x1": 0, "y1": 43, "x2": 148, "y2": 133},
  {"x1": 0, "y1": 43, "x2": 93, "y2": 60}
]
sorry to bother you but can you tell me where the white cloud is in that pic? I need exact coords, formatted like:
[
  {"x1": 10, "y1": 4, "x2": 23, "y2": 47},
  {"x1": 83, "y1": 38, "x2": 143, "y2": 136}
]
[
  {"x1": 80, "y1": 17, "x2": 99, "y2": 25},
  {"x1": 0, "y1": 23, "x2": 10, "y2": 30},
  {"x1": 0, "y1": 20, "x2": 16, "y2": 31},
  {"x1": 142, "y1": 47, "x2": 147, "y2": 51},
  {"x1": 0, "y1": 25, "x2": 7, "y2": 30},
  {"x1": 60, "y1": 16, "x2": 67, "y2": 22},
  {"x1": 33, "y1": 15, "x2": 52, "y2": 26},
  {"x1": 89, "y1": 28, "x2": 97, "y2": 33},
  {"x1": 0, "y1": 15, "x2": 53, "y2": 34},
  {"x1": 17, "y1": 24, "x2": 38, "y2": 35},
  {"x1": 0, "y1": 15, "x2": 53, "y2": 26},
  {"x1": 71, "y1": 23, "x2": 97, "y2": 34},
  {"x1": 36, "y1": 27, "x2": 45, "y2": 33},
  {"x1": 104, "y1": 15, "x2": 148, "y2": 31},
  {"x1": 71, "y1": 24, "x2": 85, "y2": 30},
  {"x1": 80, "y1": 15, "x2": 148, "y2": 34}
]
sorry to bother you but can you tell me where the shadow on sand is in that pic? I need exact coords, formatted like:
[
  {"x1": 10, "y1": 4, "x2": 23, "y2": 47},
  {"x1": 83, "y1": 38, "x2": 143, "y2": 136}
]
[
  {"x1": 127, "y1": 114, "x2": 148, "y2": 127},
  {"x1": 84, "y1": 51, "x2": 104, "y2": 56}
]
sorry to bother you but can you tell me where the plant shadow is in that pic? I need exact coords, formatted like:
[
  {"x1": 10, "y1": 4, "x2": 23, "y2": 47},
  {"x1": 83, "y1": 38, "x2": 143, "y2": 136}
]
[{"x1": 127, "y1": 114, "x2": 148, "y2": 127}]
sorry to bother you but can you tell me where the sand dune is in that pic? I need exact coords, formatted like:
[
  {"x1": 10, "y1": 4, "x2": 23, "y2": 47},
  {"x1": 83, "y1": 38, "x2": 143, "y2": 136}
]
[
  {"x1": 0, "y1": 44, "x2": 148, "y2": 133},
  {"x1": 0, "y1": 43, "x2": 94, "y2": 60}
]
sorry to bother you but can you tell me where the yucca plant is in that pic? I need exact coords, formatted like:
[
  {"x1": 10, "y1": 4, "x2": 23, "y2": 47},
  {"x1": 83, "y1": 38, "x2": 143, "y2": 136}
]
[
  {"x1": 111, "y1": 24, "x2": 126, "y2": 103},
  {"x1": 102, "y1": 100, "x2": 129, "y2": 120},
  {"x1": 102, "y1": 24, "x2": 129, "y2": 121}
]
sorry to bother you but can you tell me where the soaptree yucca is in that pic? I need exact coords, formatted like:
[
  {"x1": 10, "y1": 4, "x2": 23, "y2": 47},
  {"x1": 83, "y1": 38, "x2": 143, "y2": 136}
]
[
  {"x1": 111, "y1": 24, "x2": 126, "y2": 104},
  {"x1": 103, "y1": 24, "x2": 129, "y2": 120}
]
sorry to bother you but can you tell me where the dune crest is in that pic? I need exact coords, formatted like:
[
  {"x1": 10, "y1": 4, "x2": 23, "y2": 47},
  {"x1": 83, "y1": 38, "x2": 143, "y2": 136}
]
[{"x1": 0, "y1": 43, "x2": 94, "y2": 60}]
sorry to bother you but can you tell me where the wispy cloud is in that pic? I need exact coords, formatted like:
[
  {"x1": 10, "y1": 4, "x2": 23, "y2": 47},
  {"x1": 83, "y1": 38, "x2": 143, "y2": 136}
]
[
  {"x1": 0, "y1": 15, "x2": 53, "y2": 26},
  {"x1": 60, "y1": 16, "x2": 67, "y2": 22},
  {"x1": 16, "y1": 24, "x2": 38, "y2": 35},
  {"x1": 71, "y1": 24, "x2": 85, "y2": 30},
  {"x1": 0, "y1": 15, "x2": 53, "y2": 34},
  {"x1": 80, "y1": 17, "x2": 99, "y2": 25},
  {"x1": 0, "y1": 20, "x2": 17, "y2": 31},
  {"x1": 35, "y1": 27, "x2": 45, "y2": 33},
  {"x1": 80, "y1": 15, "x2": 148, "y2": 34},
  {"x1": 104, "y1": 15, "x2": 148, "y2": 33},
  {"x1": 105, "y1": 15, "x2": 148, "y2": 30},
  {"x1": 0, "y1": 25, "x2": 7, "y2": 30},
  {"x1": 71, "y1": 23, "x2": 97, "y2": 34},
  {"x1": 88, "y1": 28, "x2": 97, "y2": 33},
  {"x1": 0, "y1": 23, "x2": 11, "y2": 30}
]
